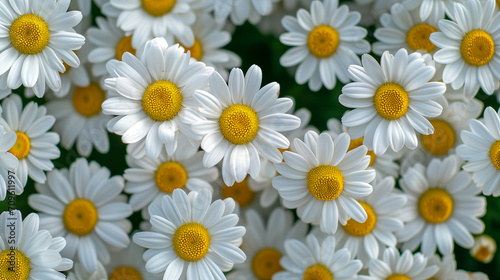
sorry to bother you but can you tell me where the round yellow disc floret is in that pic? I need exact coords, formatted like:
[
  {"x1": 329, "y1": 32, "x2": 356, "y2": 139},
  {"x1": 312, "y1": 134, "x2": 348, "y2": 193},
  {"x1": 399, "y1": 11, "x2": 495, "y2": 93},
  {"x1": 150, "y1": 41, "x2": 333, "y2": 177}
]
[
  {"x1": 421, "y1": 119, "x2": 455, "y2": 155},
  {"x1": 115, "y1": 36, "x2": 136, "y2": 60},
  {"x1": 142, "y1": 0, "x2": 176, "y2": 16},
  {"x1": 302, "y1": 264, "x2": 333, "y2": 280},
  {"x1": 10, "y1": 14, "x2": 50, "y2": 55},
  {"x1": 418, "y1": 188, "x2": 454, "y2": 224},
  {"x1": 460, "y1": 30, "x2": 495, "y2": 67},
  {"x1": 374, "y1": 82, "x2": 409, "y2": 120},
  {"x1": 307, "y1": 165, "x2": 344, "y2": 201},
  {"x1": 73, "y1": 82, "x2": 106, "y2": 117},
  {"x1": 0, "y1": 250, "x2": 30, "y2": 280},
  {"x1": 155, "y1": 161, "x2": 187, "y2": 193},
  {"x1": 307, "y1": 25, "x2": 339, "y2": 58},
  {"x1": 348, "y1": 137, "x2": 376, "y2": 166},
  {"x1": 386, "y1": 274, "x2": 411, "y2": 280},
  {"x1": 489, "y1": 140, "x2": 500, "y2": 170},
  {"x1": 343, "y1": 201, "x2": 377, "y2": 236},
  {"x1": 180, "y1": 38, "x2": 203, "y2": 61},
  {"x1": 142, "y1": 80, "x2": 182, "y2": 122},
  {"x1": 251, "y1": 248, "x2": 283, "y2": 280},
  {"x1": 8, "y1": 132, "x2": 31, "y2": 160},
  {"x1": 406, "y1": 23, "x2": 437, "y2": 53},
  {"x1": 173, "y1": 223, "x2": 210, "y2": 262},
  {"x1": 109, "y1": 266, "x2": 143, "y2": 280},
  {"x1": 63, "y1": 198, "x2": 98, "y2": 236},
  {"x1": 219, "y1": 104, "x2": 259, "y2": 145},
  {"x1": 221, "y1": 177, "x2": 255, "y2": 207}
]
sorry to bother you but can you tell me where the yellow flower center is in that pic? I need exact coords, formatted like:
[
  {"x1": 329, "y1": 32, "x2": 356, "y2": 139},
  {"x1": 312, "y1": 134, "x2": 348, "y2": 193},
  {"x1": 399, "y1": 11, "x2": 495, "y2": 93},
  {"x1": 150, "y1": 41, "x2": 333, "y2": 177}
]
[
  {"x1": 0, "y1": 250, "x2": 30, "y2": 280},
  {"x1": 307, "y1": 165, "x2": 344, "y2": 201},
  {"x1": 460, "y1": 30, "x2": 495, "y2": 66},
  {"x1": 180, "y1": 38, "x2": 203, "y2": 61},
  {"x1": 142, "y1": 80, "x2": 182, "y2": 122},
  {"x1": 115, "y1": 36, "x2": 136, "y2": 60},
  {"x1": 343, "y1": 201, "x2": 377, "y2": 236},
  {"x1": 141, "y1": 0, "x2": 176, "y2": 16},
  {"x1": 473, "y1": 246, "x2": 492, "y2": 262},
  {"x1": 222, "y1": 177, "x2": 255, "y2": 207},
  {"x1": 155, "y1": 161, "x2": 187, "y2": 193},
  {"x1": 73, "y1": 83, "x2": 106, "y2": 117},
  {"x1": 307, "y1": 25, "x2": 339, "y2": 58},
  {"x1": 421, "y1": 119, "x2": 455, "y2": 155},
  {"x1": 302, "y1": 264, "x2": 333, "y2": 280},
  {"x1": 63, "y1": 198, "x2": 98, "y2": 236},
  {"x1": 8, "y1": 132, "x2": 30, "y2": 160},
  {"x1": 173, "y1": 223, "x2": 210, "y2": 262},
  {"x1": 386, "y1": 274, "x2": 411, "y2": 280},
  {"x1": 9, "y1": 14, "x2": 50, "y2": 55},
  {"x1": 219, "y1": 104, "x2": 259, "y2": 145},
  {"x1": 374, "y1": 83, "x2": 409, "y2": 120},
  {"x1": 406, "y1": 23, "x2": 437, "y2": 53},
  {"x1": 348, "y1": 137, "x2": 376, "y2": 166},
  {"x1": 418, "y1": 188, "x2": 453, "y2": 224},
  {"x1": 109, "y1": 266, "x2": 143, "y2": 280},
  {"x1": 251, "y1": 248, "x2": 283, "y2": 280},
  {"x1": 489, "y1": 140, "x2": 500, "y2": 170}
]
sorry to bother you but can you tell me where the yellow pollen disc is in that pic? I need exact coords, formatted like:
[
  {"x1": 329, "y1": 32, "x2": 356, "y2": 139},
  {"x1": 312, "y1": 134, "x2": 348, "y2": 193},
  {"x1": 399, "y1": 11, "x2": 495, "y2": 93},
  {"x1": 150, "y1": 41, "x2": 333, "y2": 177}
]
[
  {"x1": 421, "y1": 119, "x2": 455, "y2": 155},
  {"x1": 251, "y1": 248, "x2": 283, "y2": 280},
  {"x1": 115, "y1": 36, "x2": 136, "y2": 60},
  {"x1": 219, "y1": 104, "x2": 259, "y2": 145},
  {"x1": 386, "y1": 274, "x2": 411, "y2": 280},
  {"x1": 473, "y1": 246, "x2": 491, "y2": 262},
  {"x1": 0, "y1": 250, "x2": 30, "y2": 280},
  {"x1": 221, "y1": 177, "x2": 255, "y2": 207},
  {"x1": 142, "y1": 80, "x2": 182, "y2": 121},
  {"x1": 173, "y1": 223, "x2": 210, "y2": 262},
  {"x1": 8, "y1": 132, "x2": 30, "y2": 160},
  {"x1": 343, "y1": 201, "x2": 377, "y2": 236},
  {"x1": 489, "y1": 141, "x2": 500, "y2": 170},
  {"x1": 460, "y1": 30, "x2": 495, "y2": 66},
  {"x1": 406, "y1": 23, "x2": 437, "y2": 52},
  {"x1": 155, "y1": 161, "x2": 187, "y2": 193},
  {"x1": 142, "y1": 0, "x2": 176, "y2": 16},
  {"x1": 348, "y1": 137, "x2": 376, "y2": 166},
  {"x1": 180, "y1": 38, "x2": 203, "y2": 61},
  {"x1": 109, "y1": 266, "x2": 143, "y2": 280},
  {"x1": 73, "y1": 82, "x2": 106, "y2": 117},
  {"x1": 307, "y1": 165, "x2": 344, "y2": 201},
  {"x1": 307, "y1": 25, "x2": 339, "y2": 58},
  {"x1": 63, "y1": 198, "x2": 98, "y2": 236},
  {"x1": 418, "y1": 188, "x2": 453, "y2": 224},
  {"x1": 374, "y1": 83, "x2": 409, "y2": 120},
  {"x1": 9, "y1": 14, "x2": 50, "y2": 55},
  {"x1": 302, "y1": 264, "x2": 333, "y2": 280}
]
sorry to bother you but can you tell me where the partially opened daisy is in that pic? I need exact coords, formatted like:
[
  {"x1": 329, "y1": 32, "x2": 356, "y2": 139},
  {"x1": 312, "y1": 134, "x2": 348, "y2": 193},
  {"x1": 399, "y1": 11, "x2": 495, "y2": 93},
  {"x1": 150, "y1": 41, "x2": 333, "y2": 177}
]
[
  {"x1": 339, "y1": 49, "x2": 446, "y2": 155},
  {"x1": 470, "y1": 234, "x2": 496, "y2": 263},
  {"x1": 193, "y1": 65, "x2": 301, "y2": 186},
  {"x1": 272, "y1": 131, "x2": 376, "y2": 234},
  {"x1": 133, "y1": 189, "x2": 246, "y2": 279},
  {"x1": 28, "y1": 158, "x2": 133, "y2": 273},
  {"x1": 280, "y1": 0, "x2": 370, "y2": 91},
  {"x1": 0, "y1": 0, "x2": 85, "y2": 97},
  {"x1": 397, "y1": 155, "x2": 486, "y2": 256}
]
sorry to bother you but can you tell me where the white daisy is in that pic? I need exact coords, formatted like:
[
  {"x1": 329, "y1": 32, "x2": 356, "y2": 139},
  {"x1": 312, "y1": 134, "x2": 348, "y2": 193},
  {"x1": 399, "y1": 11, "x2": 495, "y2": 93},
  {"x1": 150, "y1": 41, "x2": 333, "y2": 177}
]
[
  {"x1": 0, "y1": 0, "x2": 86, "y2": 97},
  {"x1": 105, "y1": 241, "x2": 160, "y2": 280},
  {"x1": 272, "y1": 131, "x2": 376, "y2": 234},
  {"x1": 103, "y1": 37, "x2": 213, "y2": 158},
  {"x1": 193, "y1": 65, "x2": 301, "y2": 186},
  {"x1": 470, "y1": 234, "x2": 496, "y2": 263},
  {"x1": 0, "y1": 122, "x2": 19, "y2": 200},
  {"x1": 429, "y1": 0, "x2": 500, "y2": 97},
  {"x1": 273, "y1": 234, "x2": 363, "y2": 280},
  {"x1": 214, "y1": 172, "x2": 268, "y2": 213},
  {"x1": 455, "y1": 270, "x2": 489, "y2": 280},
  {"x1": 68, "y1": 261, "x2": 107, "y2": 280},
  {"x1": 279, "y1": 0, "x2": 370, "y2": 91},
  {"x1": 0, "y1": 94, "x2": 60, "y2": 186},
  {"x1": 397, "y1": 155, "x2": 486, "y2": 256},
  {"x1": 214, "y1": 0, "x2": 277, "y2": 25},
  {"x1": 28, "y1": 158, "x2": 133, "y2": 273},
  {"x1": 339, "y1": 49, "x2": 446, "y2": 155},
  {"x1": 133, "y1": 189, "x2": 246, "y2": 279}
]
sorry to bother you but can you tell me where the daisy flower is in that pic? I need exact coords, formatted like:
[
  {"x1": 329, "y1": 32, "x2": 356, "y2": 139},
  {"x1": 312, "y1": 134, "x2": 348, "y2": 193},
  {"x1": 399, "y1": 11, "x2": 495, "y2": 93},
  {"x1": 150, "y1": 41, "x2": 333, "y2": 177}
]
[
  {"x1": 470, "y1": 234, "x2": 496, "y2": 263},
  {"x1": 273, "y1": 234, "x2": 362, "y2": 280},
  {"x1": 0, "y1": 210, "x2": 73, "y2": 279},
  {"x1": 133, "y1": 189, "x2": 246, "y2": 279},
  {"x1": 28, "y1": 158, "x2": 133, "y2": 273},
  {"x1": 430, "y1": 0, "x2": 500, "y2": 97},
  {"x1": 339, "y1": 49, "x2": 446, "y2": 155},
  {"x1": 397, "y1": 155, "x2": 486, "y2": 256},
  {"x1": 105, "y1": 241, "x2": 160, "y2": 280},
  {"x1": 193, "y1": 65, "x2": 301, "y2": 186},
  {"x1": 272, "y1": 131, "x2": 376, "y2": 234},
  {"x1": 103, "y1": 37, "x2": 213, "y2": 158},
  {"x1": 279, "y1": 0, "x2": 370, "y2": 91},
  {"x1": 214, "y1": 172, "x2": 268, "y2": 213},
  {"x1": 0, "y1": 0, "x2": 85, "y2": 97},
  {"x1": 455, "y1": 271, "x2": 489, "y2": 280},
  {"x1": 0, "y1": 95, "x2": 60, "y2": 186},
  {"x1": 68, "y1": 262, "x2": 107, "y2": 280},
  {"x1": 214, "y1": 0, "x2": 277, "y2": 25},
  {"x1": 0, "y1": 123, "x2": 19, "y2": 200}
]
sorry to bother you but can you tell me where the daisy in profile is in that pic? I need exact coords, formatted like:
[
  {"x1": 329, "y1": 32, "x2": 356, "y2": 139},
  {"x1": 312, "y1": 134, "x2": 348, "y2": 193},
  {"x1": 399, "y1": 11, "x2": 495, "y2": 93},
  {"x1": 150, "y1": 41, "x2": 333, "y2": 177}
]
[
  {"x1": 103, "y1": 37, "x2": 213, "y2": 158},
  {"x1": 397, "y1": 155, "x2": 486, "y2": 256},
  {"x1": 280, "y1": 0, "x2": 370, "y2": 91},
  {"x1": 470, "y1": 234, "x2": 496, "y2": 263},
  {"x1": 214, "y1": 0, "x2": 276, "y2": 25},
  {"x1": 430, "y1": 0, "x2": 500, "y2": 97},
  {"x1": 133, "y1": 189, "x2": 246, "y2": 279},
  {"x1": 68, "y1": 262, "x2": 107, "y2": 280},
  {"x1": 28, "y1": 158, "x2": 133, "y2": 273},
  {"x1": 274, "y1": 234, "x2": 362, "y2": 280},
  {"x1": 105, "y1": 242, "x2": 160, "y2": 280},
  {"x1": 339, "y1": 49, "x2": 446, "y2": 155},
  {"x1": 272, "y1": 131, "x2": 376, "y2": 234},
  {"x1": 0, "y1": 123, "x2": 19, "y2": 200},
  {"x1": 0, "y1": 95, "x2": 60, "y2": 186},
  {"x1": 0, "y1": 0, "x2": 85, "y2": 97},
  {"x1": 193, "y1": 65, "x2": 301, "y2": 186}
]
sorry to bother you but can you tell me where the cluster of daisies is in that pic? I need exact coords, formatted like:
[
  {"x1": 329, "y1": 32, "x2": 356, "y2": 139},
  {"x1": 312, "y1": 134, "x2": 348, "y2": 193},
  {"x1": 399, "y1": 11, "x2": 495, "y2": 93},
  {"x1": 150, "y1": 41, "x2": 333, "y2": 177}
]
[{"x1": 0, "y1": 0, "x2": 498, "y2": 278}]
